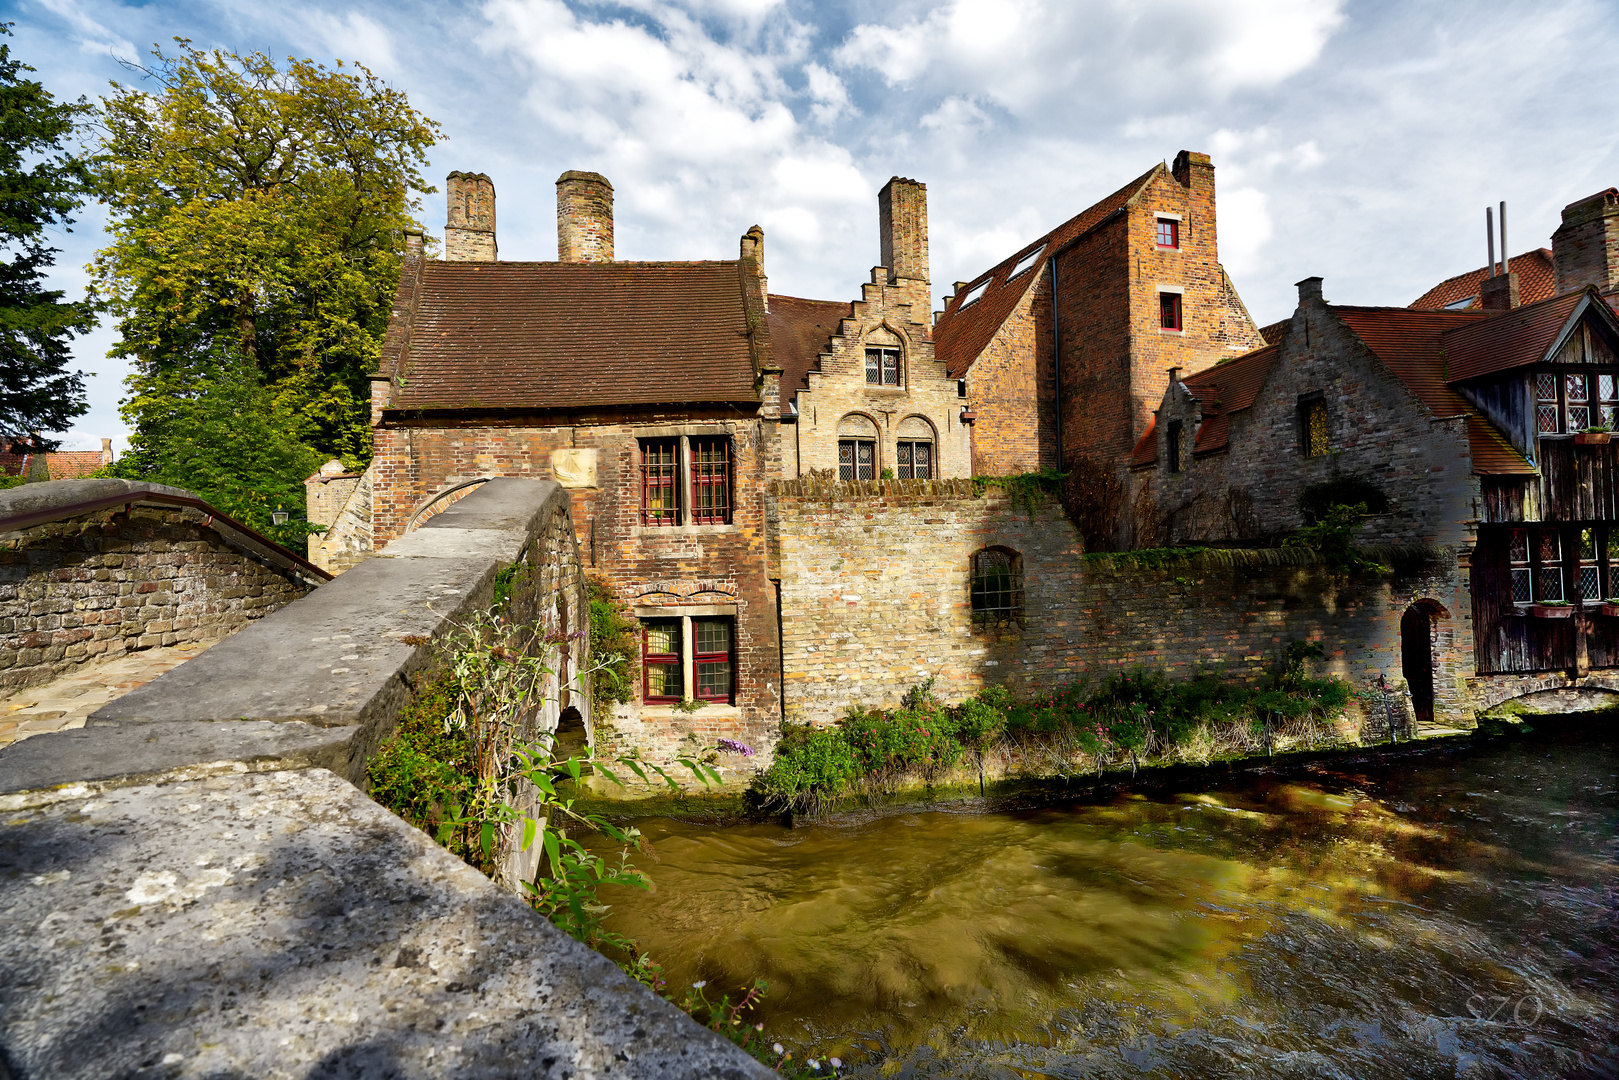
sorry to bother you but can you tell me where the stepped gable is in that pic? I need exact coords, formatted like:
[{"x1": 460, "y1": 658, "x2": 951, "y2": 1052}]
[
  {"x1": 390, "y1": 260, "x2": 760, "y2": 411},
  {"x1": 1332, "y1": 305, "x2": 1533, "y2": 475},
  {"x1": 1411, "y1": 248, "x2": 1555, "y2": 310},
  {"x1": 934, "y1": 165, "x2": 1160, "y2": 379},
  {"x1": 766, "y1": 294, "x2": 847, "y2": 393}
]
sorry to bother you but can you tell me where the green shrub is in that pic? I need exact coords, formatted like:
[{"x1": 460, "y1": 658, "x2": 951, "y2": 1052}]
[{"x1": 587, "y1": 577, "x2": 637, "y2": 710}]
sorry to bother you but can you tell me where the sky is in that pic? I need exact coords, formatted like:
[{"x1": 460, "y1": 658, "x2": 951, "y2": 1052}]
[{"x1": 6, "y1": 0, "x2": 1619, "y2": 451}]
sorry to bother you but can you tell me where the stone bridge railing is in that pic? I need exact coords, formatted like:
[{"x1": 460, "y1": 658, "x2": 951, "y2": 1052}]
[{"x1": 0, "y1": 478, "x2": 768, "y2": 1078}]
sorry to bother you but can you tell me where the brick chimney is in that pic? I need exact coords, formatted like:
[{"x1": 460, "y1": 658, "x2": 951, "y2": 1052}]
[
  {"x1": 445, "y1": 172, "x2": 497, "y2": 262},
  {"x1": 740, "y1": 224, "x2": 767, "y2": 310},
  {"x1": 879, "y1": 177, "x2": 929, "y2": 318},
  {"x1": 100, "y1": 437, "x2": 113, "y2": 466},
  {"x1": 557, "y1": 171, "x2": 614, "y2": 263},
  {"x1": 1481, "y1": 271, "x2": 1520, "y2": 311},
  {"x1": 1553, "y1": 189, "x2": 1619, "y2": 295}
]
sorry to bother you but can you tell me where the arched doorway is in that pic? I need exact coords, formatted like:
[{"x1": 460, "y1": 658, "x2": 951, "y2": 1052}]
[
  {"x1": 1401, "y1": 604, "x2": 1435, "y2": 726},
  {"x1": 551, "y1": 706, "x2": 589, "y2": 764}
]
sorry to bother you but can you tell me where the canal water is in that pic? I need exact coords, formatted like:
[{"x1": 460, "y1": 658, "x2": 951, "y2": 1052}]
[{"x1": 597, "y1": 720, "x2": 1619, "y2": 1078}]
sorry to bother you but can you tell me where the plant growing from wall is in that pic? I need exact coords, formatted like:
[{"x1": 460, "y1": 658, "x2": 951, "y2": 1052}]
[
  {"x1": 587, "y1": 577, "x2": 637, "y2": 712},
  {"x1": 1284, "y1": 502, "x2": 1392, "y2": 578}
]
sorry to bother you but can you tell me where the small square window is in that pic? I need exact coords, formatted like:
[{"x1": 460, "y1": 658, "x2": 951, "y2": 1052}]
[
  {"x1": 1159, "y1": 292, "x2": 1182, "y2": 331},
  {"x1": 695, "y1": 618, "x2": 733, "y2": 702},
  {"x1": 1156, "y1": 218, "x2": 1179, "y2": 248},
  {"x1": 641, "y1": 620, "x2": 683, "y2": 703}
]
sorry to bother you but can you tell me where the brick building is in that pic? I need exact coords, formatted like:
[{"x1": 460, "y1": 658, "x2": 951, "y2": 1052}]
[
  {"x1": 1134, "y1": 185, "x2": 1619, "y2": 722},
  {"x1": 933, "y1": 150, "x2": 1265, "y2": 545},
  {"x1": 767, "y1": 178, "x2": 971, "y2": 480},
  {"x1": 365, "y1": 170, "x2": 783, "y2": 753}
]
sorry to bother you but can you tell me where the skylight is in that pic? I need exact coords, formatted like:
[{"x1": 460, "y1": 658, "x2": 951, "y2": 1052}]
[
  {"x1": 958, "y1": 279, "x2": 990, "y2": 309},
  {"x1": 1008, "y1": 245, "x2": 1046, "y2": 280},
  {"x1": 1445, "y1": 296, "x2": 1477, "y2": 310}
]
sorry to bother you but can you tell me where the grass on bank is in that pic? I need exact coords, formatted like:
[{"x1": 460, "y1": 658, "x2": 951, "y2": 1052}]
[{"x1": 750, "y1": 643, "x2": 1359, "y2": 815}]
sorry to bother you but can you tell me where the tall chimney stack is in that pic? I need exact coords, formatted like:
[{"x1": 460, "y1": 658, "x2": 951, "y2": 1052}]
[
  {"x1": 1552, "y1": 188, "x2": 1619, "y2": 296},
  {"x1": 879, "y1": 177, "x2": 929, "y2": 319},
  {"x1": 445, "y1": 172, "x2": 497, "y2": 262},
  {"x1": 556, "y1": 171, "x2": 614, "y2": 263},
  {"x1": 740, "y1": 224, "x2": 767, "y2": 311},
  {"x1": 100, "y1": 437, "x2": 113, "y2": 466}
]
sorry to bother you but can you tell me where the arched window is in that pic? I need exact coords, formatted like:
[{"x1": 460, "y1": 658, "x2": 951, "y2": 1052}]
[
  {"x1": 895, "y1": 416, "x2": 935, "y2": 479},
  {"x1": 838, "y1": 414, "x2": 879, "y2": 480},
  {"x1": 970, "y1": 547, "x2": 1023, "y2": 624}
]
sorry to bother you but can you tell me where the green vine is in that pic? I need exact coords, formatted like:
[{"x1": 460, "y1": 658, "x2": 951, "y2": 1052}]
[{"x1": 973, "y1": 468, "x2": 1067, "y2": 517}]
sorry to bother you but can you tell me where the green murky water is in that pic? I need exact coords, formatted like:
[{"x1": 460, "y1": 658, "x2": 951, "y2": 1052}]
[{"x1": 597, "y1": 723, "x2": 1619, "y2": 1077}]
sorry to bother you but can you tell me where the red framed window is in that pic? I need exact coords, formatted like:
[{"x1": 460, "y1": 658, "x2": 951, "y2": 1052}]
[
  {"x1": 694, "y1": 618, "x2": 733, "y2": 702},
  {"x1": 1159, "y1": 292, "x2": 1182, "y2": 330},
  {"x1": 1156, "y1": 218, "x2": 1179, "y2": 248},
  {"x1": 690, "y1": 437, "x2": 731, "y2": 524},
  {"x1": 641, "y1": 620, "x2": 682, "y2": 702},
  {"x1": 640, "y1": 439, "x2": 679, "y2": 526}
]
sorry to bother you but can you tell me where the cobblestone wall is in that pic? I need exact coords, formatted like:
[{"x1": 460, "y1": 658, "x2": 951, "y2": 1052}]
[
  {"x1": 0, "y1": 498, "x2": 315, "y2": 692},
  {"x1": 776, "y1": 480, "x2": 1473, "y2": 730}
]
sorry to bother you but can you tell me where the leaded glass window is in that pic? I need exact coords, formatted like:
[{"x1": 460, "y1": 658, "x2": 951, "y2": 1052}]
[
  {"x1": 1581, "y1": 528, "x2": 1603, "y2": 601},
  {"x1": 1538, "y1": 373, "x2": 1560, "y2": 434},
  {"x1": 865, "y1": 347, "x2": 901, "y2": 386},
  {"x1": 1567, "y1": 373, "x2": 1591, "y2": 432},
  {"x1": 1538, "y1": 531, "x2": 1564, "y2": 602},
  {"x1": 839, "y1": 439, "x2": 875, "y2": 481},
  {"x1": 1302, "y1": 398, "x2": 1329, "y2": 457},
  {"x1": 1509, "y1": 528, "x2": 1531, "y2": 604}
]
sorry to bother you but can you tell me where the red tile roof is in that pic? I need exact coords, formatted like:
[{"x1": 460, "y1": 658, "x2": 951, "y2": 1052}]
[
  {"x1": 1410, "y1": 249, "x2": 1555, "y2": 310},
  {"x1": 391, "y1": 260, "x2": 762, "y2": 411},
  {"x1": 1257, "y1": 318, "x2": 1291, "y2": 346},
  {"x1": 1440, "y1": 289, "x2": 1590, "y2": 383},
  {"x1": 766, "y1": 294, "x2": 847, "y2": 394},
  {"x1": 44, "y1": 452, "x2": 106, "y2": 479},
  {"x1": 1332, "y1": 306, "x2": 1534, "y2": 475},
  {"x1": 935, "y1": 165, "x2": 1161, "y2": 379},
  {"x1": 1131, "y1": 343, "x2": 1279, "y2": 465}
]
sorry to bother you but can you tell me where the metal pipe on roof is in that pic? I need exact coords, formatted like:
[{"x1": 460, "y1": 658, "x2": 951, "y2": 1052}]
[
  {"x1": 1499, "y1": 201, "x2": 1509, "y2": 278},
  {"x1": 1487, "y1": 207, "x2": 1496, "y2": 278}
]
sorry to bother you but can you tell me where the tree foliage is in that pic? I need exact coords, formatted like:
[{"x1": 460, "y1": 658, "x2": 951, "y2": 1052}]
[
  {"x1": 0, "y1": 23, "x2": 93, "y2": 450},
  {"x1": 90, "y1": 39, "x2": 440, "y2": 474}
]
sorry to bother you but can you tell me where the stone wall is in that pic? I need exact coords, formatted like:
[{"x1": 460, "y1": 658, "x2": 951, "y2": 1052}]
[
  {"x1": 0, "y1": 481, "x2": 322, "y2": 693},
  {"x1": 775, "y1": 480, "x2": 1475, "y2": 730},
  {"x1": 305, "y1": 462, "x2": 374, "y2": 574}
]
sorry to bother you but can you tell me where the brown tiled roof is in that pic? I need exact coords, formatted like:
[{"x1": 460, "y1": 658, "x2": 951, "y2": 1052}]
[
  {"x1": 1257, "y1": 318, "x2": 1291, "y2": 346},
  {"x1": 1440, "y1": 289, "x2": 1609, "y2": 384},
  {"x1": 1131, "y1": 343, "x2": 1279, "y2": 465},
  {"x1": 767, "y1": 294, "x2": 847, "y2": 395},
  {"x1": 391, "y1": 260, "x2": 761, "y2": 411},
  {"x1": 1333, "y1": 306, "x2": 1534, "y2": 475},
  {"x1": 935, "y1": 165, "x2": 1161, "y2": 379},
  {"x1": 44, "y1": 452, "x2": 105, "y2": 479},
  {"x1": 1410, "y1": 249, "x2": 1555, "y2": 310}
]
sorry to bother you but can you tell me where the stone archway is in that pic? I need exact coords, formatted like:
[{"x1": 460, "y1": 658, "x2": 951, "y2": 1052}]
[{"x1": 1400, "y1": 598, "x2": 1449, "y2": 727}]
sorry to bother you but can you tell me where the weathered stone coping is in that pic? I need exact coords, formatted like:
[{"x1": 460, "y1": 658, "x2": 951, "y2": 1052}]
[
  {"x1": 0, "y1": 768, "x2": 771, "y2": 1079},
  {"x1": 0, "y1": 478, "x2": 567, "y2": 795}
]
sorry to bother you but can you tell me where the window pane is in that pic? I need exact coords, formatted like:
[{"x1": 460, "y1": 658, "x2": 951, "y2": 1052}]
[
  {"x1": 897, "y1": 442, "x2": 913, "y2": 478},
  {"x1": 1306, "y1": 401, "x2": 1329, "y2": 457},
  {"x1": 1157, "y1": 219, "x2": 1177, "y2": 247},
  {"x1": 1539, "y1": 567, "x2": 1564, "y2": 602},
  {"x1": 695, "y1": 619, "x2": 730, "y2": 654},
  {"x1": 697, "y1": 661, "x2": 731, "y2": 699},
  {"x1": 1581, "y1": 528, "x2": 1596, "y2": 560},
  {"x1": 1537, "y1": 373, "x2": 1558, "y2": 401},
  {"x1": 1601, "y1": 373, "x2": 1617, "y2": 403},
  {"x1": 857, "y1": 441, "x2": 874, "y2": 480},
  {"x1": 1539, "y1": 531, "x2": 1561, "y2": 563},
  {"x1": 838, "y1": 441, "x2": 854, "y2": 480},
  {"x1": 1567, "y1": 374, "x2": 1589, "y2": 402},
  {"x1": 1540, "y1": 404, "x2": 1562, "y2": 434},
  {"x1": 1511, "y1": 567, "x2": 1532, "y2": 604},
  {"x1": 1569, "y1": 406, "x2": 1590, "y2": 431},
  {"x1": 913, "y1": 443, "x2": 931, "y2": 479},
  {"x1": 1508, "y1": 528, "x2": 1528, "y2": 563},
  {"x1": 883, "y1": 350, "x2": 900, "y2": 386},
  {"x1": 865, "y1": 349, "x2": 881, "y2": 384},
  {"x1": 645, "y1": 623, "x2": 680, "y2": 655},
  {"x1": 1581, "y1": 565, "x2": 1601, "y2": 600},
  {"x1": 646, "y1": 663, "x2": 682, "y2": 699}
]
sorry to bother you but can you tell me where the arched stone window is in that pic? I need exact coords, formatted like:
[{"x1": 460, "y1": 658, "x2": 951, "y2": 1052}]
[
  {"x1": 970, "y1": 546, "x2": 1023, "y2": 625},
  {"x1": 895, "y1": 416, "x2": 935, "y2": 479},
  {"x1": 864, "y1": 327, "x2": 903, "y2": 387},
  {"x1": 838, "y1": 414, "x2": 879, "y2": 480}
]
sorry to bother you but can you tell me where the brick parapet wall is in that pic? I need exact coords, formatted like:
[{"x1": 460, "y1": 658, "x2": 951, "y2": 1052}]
[
  {"x1": 0, "y1": 504, "x2": 312, "y2": 692},
  {"x1": 777, "y1": 485, "x2": 1476, "y2": 732}
]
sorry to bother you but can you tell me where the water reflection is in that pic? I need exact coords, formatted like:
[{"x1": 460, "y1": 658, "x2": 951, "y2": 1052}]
[{"x1": 597, "y1": 722, "x2": 1619, "y2": 1077}]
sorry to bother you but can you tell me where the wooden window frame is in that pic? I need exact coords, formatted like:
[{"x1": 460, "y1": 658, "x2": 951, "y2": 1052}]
[
  {"x1": 640, "y1": 619, "x2": 683, "y2": 703},
  {"x1": 689, "y1": 436, "x2": 732, "y2": 525},
  {"x1": 865, "y1": 347, "x2": 901, "y2": 387},
  {"x1": 1504, "y1": 524, "x2": 1619, "y2": 607},
  {"x1": 896, "y1": 440, "x2": 932, "y2": 479},
  {"x1": 1156, "y1": 218, "x2": 1179, "y2": 249},
  {"x1": 970, "y1": 546, "x2": 1024, "y2": 626},
  {"x1": 1159, "y1": 292, "x2": 1182, "y2": 331},
  {"x1": 640, "y1": 438, "x2": 680, "y2": 526},
  {"x1": 1536, "y1": 368, "x2": 1619, "y2": 435},
  {"x1": 694, "y1": 617, "x2": 734, "y2": 703},
  {"x1": 838, "y1": 438, "x2": 876, "y2": 481}
]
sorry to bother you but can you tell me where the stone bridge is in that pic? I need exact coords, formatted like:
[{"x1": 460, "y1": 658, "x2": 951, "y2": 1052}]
[{"x1": 0, "y1": 479, "x2": 767, "y2": 1078}]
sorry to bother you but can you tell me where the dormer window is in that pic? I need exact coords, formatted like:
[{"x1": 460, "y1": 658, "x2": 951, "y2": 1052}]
[{"x1": 1156, "y1": 218, "x2": 1179, "y2": 249}]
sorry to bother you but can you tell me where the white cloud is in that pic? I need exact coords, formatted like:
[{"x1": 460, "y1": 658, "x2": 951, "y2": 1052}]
[
  {"x1": 294, "y1": 10, "x2": 399, "y2": 75},
  {"x1": 804, "y1": 62, "x2": 853, "y2": 124},
  {"x1": 1217, "y1": 187, "x2": 1273, "y2": 280}
]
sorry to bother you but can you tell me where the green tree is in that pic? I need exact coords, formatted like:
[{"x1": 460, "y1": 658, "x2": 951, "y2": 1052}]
[
  {"x1": 90, "y1": 39, "x2": 439, "y2": 478},
  {"x1": 0, "y1": 23, "x2": 93, "y2": 451}
]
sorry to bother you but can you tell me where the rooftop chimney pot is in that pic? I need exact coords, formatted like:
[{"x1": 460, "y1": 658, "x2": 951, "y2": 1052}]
[
  {"x1": 1297, "y1": 276, "x2": 1324, "y2": 306},
  {"x1": 445, "y1": 172, "x2": 496, "y2": 262},
  {"x1": 557, "y1": 171, "x2": 614, "y2": 263}
]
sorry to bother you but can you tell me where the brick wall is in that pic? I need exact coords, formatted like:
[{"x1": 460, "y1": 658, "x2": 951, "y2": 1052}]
[
  {"x1": 0, "y1": 503, "x2": 313, "y2": 692},
  {"x1": 960, "y1": 273, "x2": 1057, "y2": 476},
  {"x1": 369, "y1": 407, "x2": 781, "y2": 762},
  {"x1": 776, "y1": 481, "x2": 1475, "y2": 732},
  {"x1": 305, "y1": 464, "x2": 373, "y2": 575}
]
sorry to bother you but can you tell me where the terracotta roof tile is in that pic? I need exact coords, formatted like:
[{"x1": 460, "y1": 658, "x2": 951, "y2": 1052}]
[
  {"x1": 766, "y1": 294, "x2": 847, "y2": 395},
  {"x1": 1257, "y1": 318, "x2": 1290, "y2": 346},
  {"x1": 1410, "y1": 249, "x2": 1555, "y2": 310},
  {"x1": 44, "y1": 452, "x2": 105, "y2": 479},
  {"x1": 393, "y1": 261, "x2": 760, "y2": 411},
  {"x1": 1132, "y1": 343, "x2": 1279, "y2": 464},
  {"x1": 1441, "y1": 289, "x2": 1593, "y2": 383},
  {"x1": 1333, "y1": 306, "x2": 1535, "y2": 475},
  {"x1": 935, "y1": 165, "x2": 1161, "y2": 379}
]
